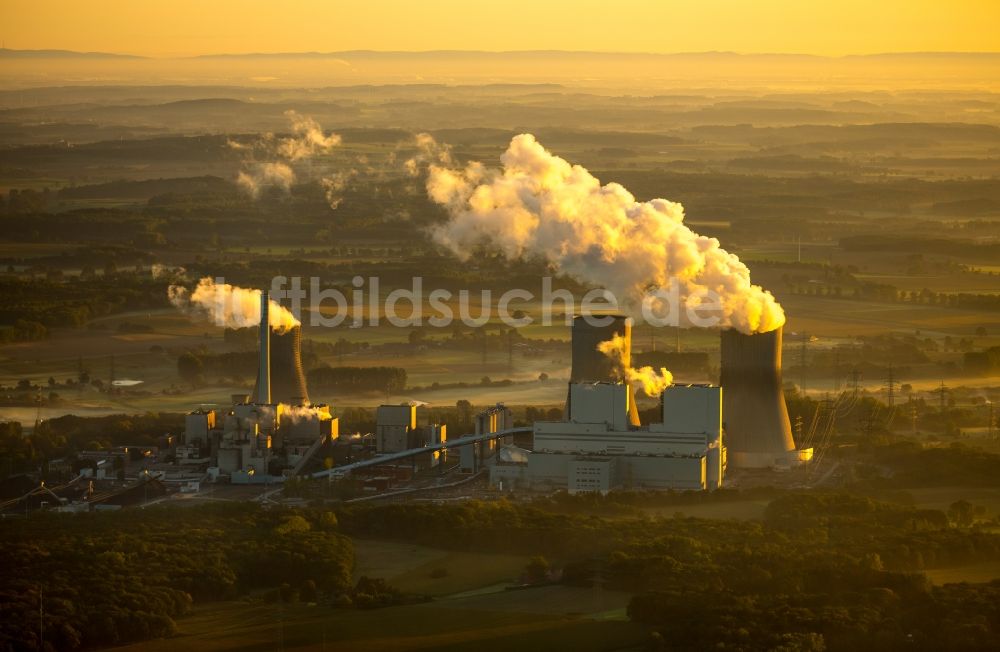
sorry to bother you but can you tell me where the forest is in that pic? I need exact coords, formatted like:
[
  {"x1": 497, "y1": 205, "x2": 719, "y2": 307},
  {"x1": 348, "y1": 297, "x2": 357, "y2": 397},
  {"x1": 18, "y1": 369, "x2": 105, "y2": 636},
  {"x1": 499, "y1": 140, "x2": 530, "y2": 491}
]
[
  {"x1": 5, "y1": 490, "x2": 1000, "y2": 650},
  {"x1": 0, "y1": 504, "x2": 352, "y2": 650}
]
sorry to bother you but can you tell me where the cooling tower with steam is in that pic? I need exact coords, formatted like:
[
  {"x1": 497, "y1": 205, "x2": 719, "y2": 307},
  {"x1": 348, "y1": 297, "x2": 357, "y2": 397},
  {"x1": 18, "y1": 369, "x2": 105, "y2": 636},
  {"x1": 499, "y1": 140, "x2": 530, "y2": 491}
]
[
  {"x1": 568, "y1": 315, "x2": 640, "y2": 427},
  {"x1": 251, "y1": 304, "x2": 310, "y2": 405},
  {"x1": 720, "y1": 326, "x2": 807, "y2": 468}
]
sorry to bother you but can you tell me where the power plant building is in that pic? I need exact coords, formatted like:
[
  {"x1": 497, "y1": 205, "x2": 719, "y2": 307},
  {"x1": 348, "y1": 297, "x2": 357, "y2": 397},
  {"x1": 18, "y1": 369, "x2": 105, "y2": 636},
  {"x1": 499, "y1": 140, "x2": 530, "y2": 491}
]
[
  {"x1": 376, "y1": 404, "x2": 417, "y2": 453},
  {"x1": 492, "y1": 316, "x2": 725, "y2": 493},
  {"x1": 460, "y1": 403, "x2": 513, "y2": 473},
  {"x1": 181, "y1": 291, "x2": 336, "y2": 483},
  {"x1": 504, "y1": 382, "x2": 724, "y2": 493}
]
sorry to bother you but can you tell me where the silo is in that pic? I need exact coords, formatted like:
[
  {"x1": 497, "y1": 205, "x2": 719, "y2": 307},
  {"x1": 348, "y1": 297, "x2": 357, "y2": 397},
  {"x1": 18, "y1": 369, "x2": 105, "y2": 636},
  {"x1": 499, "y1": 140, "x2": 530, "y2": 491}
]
[
  {"x1": 719, "y1": 327, "x2": 796, "y2": 467},
  {"x1": 568, "y1": 315, "x2": 640, "y2": 426},
  {"x1": 252, "y1": 325, "x2": 310, "y2": 405}
]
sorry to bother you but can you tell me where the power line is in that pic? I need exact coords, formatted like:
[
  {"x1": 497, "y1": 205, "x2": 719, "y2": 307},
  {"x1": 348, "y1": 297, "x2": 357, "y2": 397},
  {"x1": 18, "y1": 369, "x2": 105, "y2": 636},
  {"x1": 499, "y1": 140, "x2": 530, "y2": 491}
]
[
  {"x1": 849, "y1": 368, "x2": 861, "y2": 399},
  {"x1": 936, "y1": 380, "x2": 948, "y2": 412},
  {"x1": 800, "y1": 334, "x2": 808, "y2": 395},
  {"x1": 883, "y1": 365, "x2": 897, "y2": 408}
]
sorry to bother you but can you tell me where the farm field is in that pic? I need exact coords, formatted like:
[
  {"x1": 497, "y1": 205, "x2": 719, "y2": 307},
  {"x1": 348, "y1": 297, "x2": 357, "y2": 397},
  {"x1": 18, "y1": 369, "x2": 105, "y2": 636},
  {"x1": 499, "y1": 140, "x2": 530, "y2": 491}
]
[
  {"x1": 106, "y1": 571, "x2": 643, "y2": 652},
  {"x1": 352, "y1": 538, "x2": 533, "y2": 597}
]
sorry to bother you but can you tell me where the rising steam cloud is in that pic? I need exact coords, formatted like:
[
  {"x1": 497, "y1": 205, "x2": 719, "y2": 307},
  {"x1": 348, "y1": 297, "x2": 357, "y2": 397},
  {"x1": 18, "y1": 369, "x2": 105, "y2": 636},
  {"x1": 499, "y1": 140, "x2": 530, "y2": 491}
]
[
  {"x1": 236, "y1": 162, "x2": 295, "y2": 198},
  {"x1": 231, "y1": 111, "x2": 346, "y2": 208},
  {"x1": 277, "y1": 111, "x2": 342, "y2": 161},
  {"x1": 424, "y1": 134, "x2": 785, "y2": 334},
  {"x1": 597, "y1": 334, "x2": 673, "y2": 397},
  {"x1": 168, "y1": 277, "x2": 299, "y2": 333},
  {"x1": 405, "y1": 133, "x2": 453, "y2": 176}
]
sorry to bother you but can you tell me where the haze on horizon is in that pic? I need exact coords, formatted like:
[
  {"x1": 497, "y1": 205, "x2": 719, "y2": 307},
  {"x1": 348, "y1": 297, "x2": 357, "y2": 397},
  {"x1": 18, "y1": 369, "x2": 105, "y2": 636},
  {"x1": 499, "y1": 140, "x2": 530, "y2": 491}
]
[{"x1": 3, "y1": 0, "x2": 1000, "y2": 59}]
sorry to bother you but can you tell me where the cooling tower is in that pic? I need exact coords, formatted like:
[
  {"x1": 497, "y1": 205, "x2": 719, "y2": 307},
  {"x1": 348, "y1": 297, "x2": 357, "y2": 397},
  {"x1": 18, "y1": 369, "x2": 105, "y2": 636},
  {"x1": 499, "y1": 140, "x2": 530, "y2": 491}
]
[
  {"x1": 719, "y1": 327, "x2": 797, "y2": 468},
  {"x1": 252, "y1": 325, "x2": 310, "y2": 405},
  {"x1": 571, "y1": 315, "x2": 631, "y2": 382},
  {"x1": 568, "y1": 315, "x2": 640, "y2": 426}
]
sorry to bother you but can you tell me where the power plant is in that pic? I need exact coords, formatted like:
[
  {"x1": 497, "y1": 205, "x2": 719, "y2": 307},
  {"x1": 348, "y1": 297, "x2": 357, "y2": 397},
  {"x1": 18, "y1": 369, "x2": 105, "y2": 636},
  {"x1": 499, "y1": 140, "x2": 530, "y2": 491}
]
[
  {"x1": 492, "y1": 316, "x2": 725, "y2": 493},
  {"x1": 171, "y1": 284, "x2": 811, "y2": 493},
  {"x1": 180, "y1": 292, "x2": 335, "y2": 484}
]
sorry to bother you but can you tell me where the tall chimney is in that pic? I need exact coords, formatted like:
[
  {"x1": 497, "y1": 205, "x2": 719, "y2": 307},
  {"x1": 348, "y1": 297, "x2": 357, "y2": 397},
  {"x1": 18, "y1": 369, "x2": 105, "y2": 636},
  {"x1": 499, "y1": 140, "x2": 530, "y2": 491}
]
[
  {"x1": 256, "y1": 292, "x2": 271, "y2": 404},
  {"x1": 251, "y1": 323, "x2": 309, "y2": 405},
  {"x1": 568, "y1": 315, "x2": 640, "y2": 426},
  {"x1": 720, "y1": 326, "x2": 796, "y2": 467}
]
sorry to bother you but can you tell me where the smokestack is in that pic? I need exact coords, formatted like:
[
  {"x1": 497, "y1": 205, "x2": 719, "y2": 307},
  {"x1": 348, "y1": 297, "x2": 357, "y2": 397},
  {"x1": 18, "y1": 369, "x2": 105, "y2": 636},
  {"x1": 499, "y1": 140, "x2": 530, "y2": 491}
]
[
  {"x1": 256, "y1": 292, "x2": 271, "y2": 404},
  {"x1": 253, "y1": 325, "x2": 309, "y2": 405},
  {"x1": 720, "y1": 326, "x2": 797, "y2": 467},
  {"x1": 569, "y1": 315, "x2": 640, "y2": 426}
]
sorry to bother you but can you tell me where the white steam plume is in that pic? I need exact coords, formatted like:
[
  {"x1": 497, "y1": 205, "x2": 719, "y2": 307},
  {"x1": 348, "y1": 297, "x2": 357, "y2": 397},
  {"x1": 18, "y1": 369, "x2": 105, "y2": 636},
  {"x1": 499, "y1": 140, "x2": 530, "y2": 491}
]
[
  {"x1": 232, "y1": 111, "x2": 343, "y2": 200},
  {"x1": 597, "y1": 334, "x2": 673, "y2": 397},
  {"x1": 168, "y1": 277, "x2": 299, "y2": 333},
  {"x1": 424, "y1": 134, "x2": 784, "y2": 334},
  {"x1": 404, "y1": 133, "x2": 453, "y2": 177},
  {"x1": 280, "y1": 404, "x2": 330, "y2": 421},
  {"x1": 277, "y1": 110, "x2": 342, "y2": 161},
  {"x1": 236, "y1": 162, "x2": 296, "y2": 198},
  {"x1": 320, "y1": 169, "x2": 357, "y2": 210}
]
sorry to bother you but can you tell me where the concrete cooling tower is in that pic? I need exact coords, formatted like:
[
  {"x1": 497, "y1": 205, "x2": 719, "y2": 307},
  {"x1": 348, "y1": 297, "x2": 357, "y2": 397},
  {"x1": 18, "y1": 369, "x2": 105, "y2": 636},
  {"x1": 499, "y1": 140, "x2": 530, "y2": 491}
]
[
  {"x1": 568, "y1": 315, "x2": 641, "y2": 426},
  {"x1": 267, "y1": 326, "x2": 310, "y2": 405},
  {"x1": 720, "y1": 326, "x2": 806, "y2": 468},
  {"x1": 250, "y1": 298, "x2": 310, "y2": 406}
]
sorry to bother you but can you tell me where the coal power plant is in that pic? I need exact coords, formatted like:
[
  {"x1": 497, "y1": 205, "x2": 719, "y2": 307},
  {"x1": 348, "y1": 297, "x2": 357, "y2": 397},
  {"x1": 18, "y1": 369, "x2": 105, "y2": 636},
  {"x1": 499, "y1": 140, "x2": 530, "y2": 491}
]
[
  {"x1": 173, "y1": 287, "x2": 811, "y2": 493},
  {"x1": 491, "y1": 317, "x2": 812, "y2": 492},
  {"x1": 720, "y1": 327, "x2": 812, "y2": 468},
  {"x1": 490, "y1": 315, "x2": 726, "y2": 493},
  {"x1": 179, "y1": 291, "x2": 336, "y2": 484}
]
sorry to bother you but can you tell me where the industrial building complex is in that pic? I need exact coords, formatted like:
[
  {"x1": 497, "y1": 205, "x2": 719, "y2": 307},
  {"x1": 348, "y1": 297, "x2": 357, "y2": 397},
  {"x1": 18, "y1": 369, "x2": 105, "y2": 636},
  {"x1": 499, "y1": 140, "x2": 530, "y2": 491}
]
[
  {"x1": 170, "y1": 296, "x2": 812, "y2": 496},
  {"x1": 4, "y1": 288, "x2": 816, "y2": 515}
]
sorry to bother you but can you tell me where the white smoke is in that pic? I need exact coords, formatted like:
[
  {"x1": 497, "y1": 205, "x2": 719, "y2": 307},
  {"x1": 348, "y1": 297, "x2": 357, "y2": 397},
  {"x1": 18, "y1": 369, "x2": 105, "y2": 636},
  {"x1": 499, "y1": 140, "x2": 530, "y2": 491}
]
[
  {"x1": 168, "y1": 277, "x2": 299, "y2": 333},
  {"x1": 280, "y1": 404, "x2": 329, "y2": 421},
  {"x1": 424, "y1": 134, "x2": 785, "y2": 335},
  {"x1": 320, "y1": 169, "x2": 357, "y2": 210},
  {"x1": 597, "y1": 334, "x2": 673, "y2": 397},
  {"x1": 404, "y1": 133, "x2": 453, "y2": 177},
  {"x1": 277, "y1": 110, "x2": 342, "y2": 161},
  {"x1": 236, "y1": 162, "x2": 296, "y2": 198},
  {"x1": 232, "y1": 111, "x2": 344, "y2": 201}
]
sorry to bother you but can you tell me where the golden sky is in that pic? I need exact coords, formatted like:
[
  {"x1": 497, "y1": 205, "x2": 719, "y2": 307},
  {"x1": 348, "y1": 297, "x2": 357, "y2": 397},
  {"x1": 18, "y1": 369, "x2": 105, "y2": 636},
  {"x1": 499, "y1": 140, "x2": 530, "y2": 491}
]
[{"x1": 2, "y1": 0, "x2": 999, "y2": 58}]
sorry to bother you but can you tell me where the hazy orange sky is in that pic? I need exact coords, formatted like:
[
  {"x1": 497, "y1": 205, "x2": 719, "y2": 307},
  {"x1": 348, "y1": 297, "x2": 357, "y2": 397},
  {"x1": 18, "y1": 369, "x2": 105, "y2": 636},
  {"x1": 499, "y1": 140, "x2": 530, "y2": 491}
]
[{"x1": 2, "y1": 0, "x2": 999, "y2": 58}]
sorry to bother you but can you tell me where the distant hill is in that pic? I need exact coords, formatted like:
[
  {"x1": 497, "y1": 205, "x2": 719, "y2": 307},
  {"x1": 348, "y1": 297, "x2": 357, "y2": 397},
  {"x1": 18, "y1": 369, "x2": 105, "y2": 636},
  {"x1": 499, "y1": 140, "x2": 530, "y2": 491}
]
[
  {"x1": 190, "y1": 50, "x2": 1000, "y2": 61},
  {"x1": 0, "y1": 48, "x2": 146, "y2": 59},
  {"x1": 4, "y1": 48, "x2": 995, "y2": 62}
]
